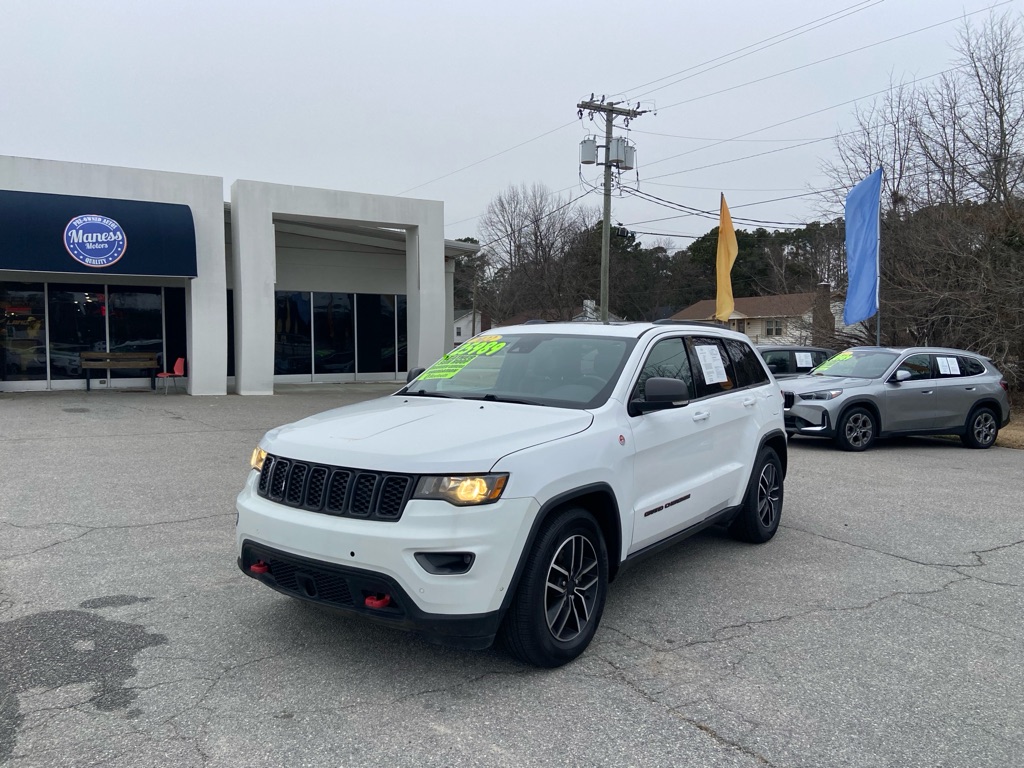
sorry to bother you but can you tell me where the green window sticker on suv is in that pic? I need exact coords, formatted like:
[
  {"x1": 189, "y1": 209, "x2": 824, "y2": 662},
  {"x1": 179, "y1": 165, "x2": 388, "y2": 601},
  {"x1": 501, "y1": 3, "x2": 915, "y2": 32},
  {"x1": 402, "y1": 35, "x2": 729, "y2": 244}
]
[
  {"x1": 420, "y1": 336, "x2": 507, "y2": 380},
  {"x1": 814, "y1": 350, "x2": 852, "y2": 373}
]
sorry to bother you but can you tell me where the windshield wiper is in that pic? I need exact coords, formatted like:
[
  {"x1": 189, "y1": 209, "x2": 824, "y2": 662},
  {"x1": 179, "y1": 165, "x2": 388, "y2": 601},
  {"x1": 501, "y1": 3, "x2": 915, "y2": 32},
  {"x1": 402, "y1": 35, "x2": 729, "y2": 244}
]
[
  {"x1": 464, "y1": 394, "x2": 543, "y2": 406},
  {"x1": 401, "y1": 390, "x2": 462, "y2": 399}
]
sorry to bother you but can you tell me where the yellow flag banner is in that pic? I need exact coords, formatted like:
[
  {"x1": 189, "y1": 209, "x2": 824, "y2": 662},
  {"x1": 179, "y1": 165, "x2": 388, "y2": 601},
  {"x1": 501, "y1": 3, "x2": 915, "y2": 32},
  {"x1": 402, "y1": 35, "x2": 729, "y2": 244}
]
[{"x1": 714, "y1": 193, "x2": 739, "y2": 322}]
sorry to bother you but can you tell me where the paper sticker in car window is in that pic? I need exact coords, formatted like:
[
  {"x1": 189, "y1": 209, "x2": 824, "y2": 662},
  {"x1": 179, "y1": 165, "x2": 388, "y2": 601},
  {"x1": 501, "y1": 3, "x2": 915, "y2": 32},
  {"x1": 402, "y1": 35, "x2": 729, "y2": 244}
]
[{"x1": 694, "y1": 345, "x2": 729, "y2": 384}]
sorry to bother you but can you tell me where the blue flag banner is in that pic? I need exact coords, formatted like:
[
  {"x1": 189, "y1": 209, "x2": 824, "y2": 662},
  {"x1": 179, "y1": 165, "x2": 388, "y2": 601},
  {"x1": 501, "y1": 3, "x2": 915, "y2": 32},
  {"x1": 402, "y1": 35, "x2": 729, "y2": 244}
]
[{"x1": 844, "y1": 168, "x2": 883, "y2": 326}]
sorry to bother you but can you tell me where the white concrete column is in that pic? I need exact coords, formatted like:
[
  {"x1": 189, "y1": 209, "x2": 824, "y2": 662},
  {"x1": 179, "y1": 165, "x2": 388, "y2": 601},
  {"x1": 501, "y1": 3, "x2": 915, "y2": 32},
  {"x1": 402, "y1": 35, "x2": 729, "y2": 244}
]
[
  {"x1": 405, "y1": 206, "x2": 445, "y2": 369},
  {"x1": 231, "y1": 181, "x2": 276, "y2": 395},
  {"x1": 185, "y1": 181, "x2": 228, "y2": 395}
]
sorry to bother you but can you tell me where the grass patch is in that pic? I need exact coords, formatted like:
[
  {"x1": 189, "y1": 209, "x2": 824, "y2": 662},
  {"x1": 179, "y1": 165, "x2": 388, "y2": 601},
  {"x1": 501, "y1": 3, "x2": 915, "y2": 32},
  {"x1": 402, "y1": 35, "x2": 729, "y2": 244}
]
[{"x1": 997, "y1": 407, "x2": 1024, "y2": 449}]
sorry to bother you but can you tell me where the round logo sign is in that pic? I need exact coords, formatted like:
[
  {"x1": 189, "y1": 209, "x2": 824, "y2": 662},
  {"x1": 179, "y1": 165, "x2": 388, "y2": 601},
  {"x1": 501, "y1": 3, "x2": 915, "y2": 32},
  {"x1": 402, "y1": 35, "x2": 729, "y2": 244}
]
[{"x1": 64, "y1": 215, "x2": 127, "y2": 268}]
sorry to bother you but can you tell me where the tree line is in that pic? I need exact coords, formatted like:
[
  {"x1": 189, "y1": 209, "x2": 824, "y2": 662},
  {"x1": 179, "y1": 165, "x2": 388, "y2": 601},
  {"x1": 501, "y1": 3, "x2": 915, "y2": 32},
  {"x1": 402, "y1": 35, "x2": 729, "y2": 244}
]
[{"x1": 454, "y1": 12, "x2": 1023, "y2": 391}]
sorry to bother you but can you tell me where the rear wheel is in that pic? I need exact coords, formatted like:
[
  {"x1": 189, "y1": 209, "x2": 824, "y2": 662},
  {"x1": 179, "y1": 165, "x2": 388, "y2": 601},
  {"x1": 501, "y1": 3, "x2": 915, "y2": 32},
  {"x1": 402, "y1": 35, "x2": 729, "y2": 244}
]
[
  {"x1": 500, "y1": 508, "x2": 608, "y2": 667},
  {"x1": 730, "y1": 446, "x2": 783, "y2": 543},
  {"x1": 961, "y1": 406, "x2": 999, "y2": 449},
  {"x1": 835, "y1": 407, "x2": 876, "y2": 451}
]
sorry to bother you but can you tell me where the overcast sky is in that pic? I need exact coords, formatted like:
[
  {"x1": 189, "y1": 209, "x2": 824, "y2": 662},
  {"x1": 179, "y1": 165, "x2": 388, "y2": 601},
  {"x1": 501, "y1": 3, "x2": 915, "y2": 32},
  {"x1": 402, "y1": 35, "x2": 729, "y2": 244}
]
[{"x1": 2, "y1": 0, "x2": 1016, "y2": 249}]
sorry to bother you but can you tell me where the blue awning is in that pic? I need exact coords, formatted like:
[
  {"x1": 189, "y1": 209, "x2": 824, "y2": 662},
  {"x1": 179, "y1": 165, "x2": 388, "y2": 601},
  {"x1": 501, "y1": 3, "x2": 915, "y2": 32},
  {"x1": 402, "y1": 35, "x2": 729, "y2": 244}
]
[{"x1": 0, "y1": 190, "x2": 198, "y2": 278}]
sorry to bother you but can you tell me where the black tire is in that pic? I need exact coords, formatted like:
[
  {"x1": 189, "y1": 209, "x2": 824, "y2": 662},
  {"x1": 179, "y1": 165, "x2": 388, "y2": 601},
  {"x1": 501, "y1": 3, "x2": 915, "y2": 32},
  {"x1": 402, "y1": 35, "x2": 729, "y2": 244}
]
[
  {"x1": 834, "y1": 406, "x2": 876, "y2": 452},
  {"x1": 961, "y1": 406, "x2": 999, "y2": 449},
  {"x1": 500, "y1": 508, "x2": 608, "y2": 668},
  {"x1": 729, "y1": 446, "x2": 784, "y2": 543}
]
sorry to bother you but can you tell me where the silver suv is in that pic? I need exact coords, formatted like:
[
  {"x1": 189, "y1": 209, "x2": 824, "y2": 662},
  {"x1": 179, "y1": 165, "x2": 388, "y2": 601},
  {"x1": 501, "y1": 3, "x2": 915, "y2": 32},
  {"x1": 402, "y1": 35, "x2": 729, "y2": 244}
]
[{"x1": 782, "y1": 346, "x2": 1011, "y2": 451}]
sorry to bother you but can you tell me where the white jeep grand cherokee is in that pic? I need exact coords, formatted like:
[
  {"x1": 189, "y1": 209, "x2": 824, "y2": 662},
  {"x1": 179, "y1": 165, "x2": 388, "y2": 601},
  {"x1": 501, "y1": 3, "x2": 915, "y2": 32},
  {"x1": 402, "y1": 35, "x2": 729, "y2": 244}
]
[{"x1": 237, "y1": 321, "x2": 787, "y2": 667}]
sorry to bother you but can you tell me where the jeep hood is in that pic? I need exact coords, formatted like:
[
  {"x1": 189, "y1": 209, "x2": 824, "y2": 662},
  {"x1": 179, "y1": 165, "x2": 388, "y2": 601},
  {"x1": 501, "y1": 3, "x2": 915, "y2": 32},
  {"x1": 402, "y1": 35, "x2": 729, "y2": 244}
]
[{"x1": 261, "y1": 395, "x2": 594, "y2": 473}]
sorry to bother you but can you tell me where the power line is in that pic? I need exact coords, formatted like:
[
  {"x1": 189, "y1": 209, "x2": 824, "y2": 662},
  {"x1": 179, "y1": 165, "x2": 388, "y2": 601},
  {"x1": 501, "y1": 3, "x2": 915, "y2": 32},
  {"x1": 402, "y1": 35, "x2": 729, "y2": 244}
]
[
  {"x1": 406, "y1": 1, "x2": 887, "y2": 198},
  {"x1": 624, "y1": 0, "x2": 883, "y2": 99},
  {"x1": 655, "y1": 0, "x2": 1012, "y2": 113}
]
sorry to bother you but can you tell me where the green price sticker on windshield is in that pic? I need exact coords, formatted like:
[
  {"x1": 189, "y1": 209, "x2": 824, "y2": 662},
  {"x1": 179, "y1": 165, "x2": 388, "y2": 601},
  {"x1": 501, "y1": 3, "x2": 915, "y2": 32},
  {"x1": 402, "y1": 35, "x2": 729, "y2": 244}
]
[
  {"x1": 815, "y1": 350, "x2": 852, "y2": 372},
  {"x1": 419, "y1": 335, "x2": 507, "y2": 380}
]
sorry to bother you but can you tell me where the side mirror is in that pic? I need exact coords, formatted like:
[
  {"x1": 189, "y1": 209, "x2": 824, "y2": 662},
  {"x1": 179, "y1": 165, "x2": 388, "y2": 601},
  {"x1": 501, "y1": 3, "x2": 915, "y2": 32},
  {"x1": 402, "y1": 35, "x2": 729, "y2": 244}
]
[
  {"x1": 406, "y1": 367, "x2": 426, "y2": 383},
  {"x1": 893, "y1": 369, "x2": 910, "y2": 383},
  {"x1": 767, "y1": 363, "x2": 781, "y2": 374},
  {"x1": 628, "y1": 377, "x2": 690, "y2": 416}
]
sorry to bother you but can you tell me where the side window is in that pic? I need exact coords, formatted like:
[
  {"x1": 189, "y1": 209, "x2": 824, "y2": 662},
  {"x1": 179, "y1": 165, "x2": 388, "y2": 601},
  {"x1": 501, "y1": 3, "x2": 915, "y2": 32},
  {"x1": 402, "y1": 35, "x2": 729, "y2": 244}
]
[
  {"x1": 959, "y1": 356, "x2": 985, "y2": 376},
  {"x1": 724, "y1": 339, "x2": 770, "y2": 388},
  {"x1": 896, "y1": 353, "x2": 933, "y2": 381},
  {"x1": 633, "y1": 337, "x2": 693, "y2": 401},
  {"x1": 760, "y1": 350, "x2": 791, "y2": 375},
  {"x1": 933, "y1": 354, "x2": 965, "y2": 377},
  {"x1": 811, "y1": 351, "x2": 830, "y2": 367},
  {"x1": 686, "y1": 337, "x2": 736, "y2": 397}
]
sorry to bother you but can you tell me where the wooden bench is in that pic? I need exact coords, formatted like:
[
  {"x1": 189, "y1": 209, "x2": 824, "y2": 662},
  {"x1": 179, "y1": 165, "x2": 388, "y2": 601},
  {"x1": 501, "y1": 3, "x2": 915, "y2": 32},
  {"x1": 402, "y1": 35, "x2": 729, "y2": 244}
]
[{"x1": 79, "y1": 351, "x2": 160, "y2": 391}]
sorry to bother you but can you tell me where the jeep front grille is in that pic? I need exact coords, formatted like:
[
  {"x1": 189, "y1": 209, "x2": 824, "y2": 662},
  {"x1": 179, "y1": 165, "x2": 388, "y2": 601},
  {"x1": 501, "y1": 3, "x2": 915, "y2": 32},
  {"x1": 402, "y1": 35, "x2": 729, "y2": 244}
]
[{"x1": 257, "y1": 454, "x2": 414, "y2": 522}]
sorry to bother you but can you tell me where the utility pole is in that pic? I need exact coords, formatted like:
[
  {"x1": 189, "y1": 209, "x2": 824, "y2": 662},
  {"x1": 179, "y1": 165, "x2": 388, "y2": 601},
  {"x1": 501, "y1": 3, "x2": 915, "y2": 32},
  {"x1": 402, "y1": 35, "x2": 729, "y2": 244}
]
[{"x1": 577, "y1": 98, "x2": 648, "y2": 323}]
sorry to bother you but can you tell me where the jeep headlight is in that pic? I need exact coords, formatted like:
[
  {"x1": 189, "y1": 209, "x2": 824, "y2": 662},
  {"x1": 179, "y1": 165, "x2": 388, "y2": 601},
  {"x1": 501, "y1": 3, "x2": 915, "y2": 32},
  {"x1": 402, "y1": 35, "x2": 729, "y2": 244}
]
[
  {"x1": 799, "y1": 389, "x2": 844, "y2": 401},
  {"x1": 250, "y1": 446, "x2": 268, "y2": 472},
  {"x1": 414, "y1": 474, "x2": 509, "y2": 506}
]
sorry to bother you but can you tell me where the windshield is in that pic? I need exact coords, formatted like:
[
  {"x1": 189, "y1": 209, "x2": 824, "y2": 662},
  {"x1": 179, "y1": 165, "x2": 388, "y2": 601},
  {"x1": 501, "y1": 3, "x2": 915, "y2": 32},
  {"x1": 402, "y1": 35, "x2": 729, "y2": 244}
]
[
  {"x1": 812, "y1": 348, "x2": 899, "y2": 379},
  {"x1": 400, "y1": 332, "x2": 635, "y2": 409}
]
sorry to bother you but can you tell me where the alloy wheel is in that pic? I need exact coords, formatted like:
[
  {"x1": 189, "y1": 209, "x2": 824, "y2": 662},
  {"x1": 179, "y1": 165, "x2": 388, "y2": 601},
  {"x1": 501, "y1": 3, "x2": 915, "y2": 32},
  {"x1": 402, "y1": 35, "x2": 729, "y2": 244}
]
[
  {"x1": 545, "y1": 534, "x2": 599, "y2": 642},
  {"x1": 757, "y1": 462, "x2": 781, "y2": 528},
  {"x1": 973, "y1": 412, "x2": 997, "y2": 445},
  {"x1": 845, "y1": 413, "x2": 873, "y2": 448}
]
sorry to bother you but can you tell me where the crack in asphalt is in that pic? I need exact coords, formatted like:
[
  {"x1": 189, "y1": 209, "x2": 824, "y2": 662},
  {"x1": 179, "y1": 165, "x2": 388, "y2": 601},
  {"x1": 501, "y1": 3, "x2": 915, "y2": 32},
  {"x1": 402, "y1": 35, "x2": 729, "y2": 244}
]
[
  {"x1": 596, "y1": 654, "x2": 778, "y2": 766},
  {"x1": 781, "y1": 525, "x2": 1024, "y2": 585},
  {"x1": 0, "y1": 514, "x2": 235, "y2": 559}
]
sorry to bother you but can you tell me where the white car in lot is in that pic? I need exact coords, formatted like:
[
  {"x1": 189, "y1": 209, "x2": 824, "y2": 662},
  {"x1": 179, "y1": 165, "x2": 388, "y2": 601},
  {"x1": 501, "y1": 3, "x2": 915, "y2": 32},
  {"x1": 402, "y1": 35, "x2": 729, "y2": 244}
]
[{"x1": 237, "y1": 321, "x2": 788, "y2": 666}]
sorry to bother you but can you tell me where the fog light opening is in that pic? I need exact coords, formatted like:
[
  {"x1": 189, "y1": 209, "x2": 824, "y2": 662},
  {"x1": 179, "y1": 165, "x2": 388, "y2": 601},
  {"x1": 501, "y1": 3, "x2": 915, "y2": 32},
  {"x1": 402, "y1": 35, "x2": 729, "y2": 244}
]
[{"x1": 415, "y1": 552, "x2": 476, "y2": 575}]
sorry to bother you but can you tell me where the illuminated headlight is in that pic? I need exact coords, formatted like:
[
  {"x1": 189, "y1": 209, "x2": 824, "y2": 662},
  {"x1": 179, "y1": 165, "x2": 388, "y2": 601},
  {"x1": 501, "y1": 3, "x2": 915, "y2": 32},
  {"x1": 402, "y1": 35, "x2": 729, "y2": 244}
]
[
  {"x1": 799, "y1": 389, "x2": 844, "y2": 401},
  {"x1": 414, "y1": 474, "x2": 509, "y2": 506},
  {"x1": 250, "y1": 446, "x2": 268, "y2": 472}
]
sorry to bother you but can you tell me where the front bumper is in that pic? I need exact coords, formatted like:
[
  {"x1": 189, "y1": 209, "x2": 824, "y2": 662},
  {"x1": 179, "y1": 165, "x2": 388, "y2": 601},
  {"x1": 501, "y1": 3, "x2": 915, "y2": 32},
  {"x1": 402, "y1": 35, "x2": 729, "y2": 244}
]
[
  {"x1": 784, "y1": 401, "x2": 835, "y2": 436},
  {"x1": 235, "y1": 471, "x2": 538, "y2": 641},
  {"x1": 238, "y1": 542, "x2": 501, "y2": 649}
]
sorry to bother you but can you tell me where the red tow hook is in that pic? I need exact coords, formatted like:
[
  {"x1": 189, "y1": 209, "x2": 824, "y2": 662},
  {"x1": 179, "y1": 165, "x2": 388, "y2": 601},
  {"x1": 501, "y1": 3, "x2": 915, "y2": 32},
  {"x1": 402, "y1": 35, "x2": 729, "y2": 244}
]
[
  {"x1": 250, "y1": 560, "x2": 269, "y2": 574},
  {"x1": 364, "y1": 593, "x2": 391, "y2": 609}
]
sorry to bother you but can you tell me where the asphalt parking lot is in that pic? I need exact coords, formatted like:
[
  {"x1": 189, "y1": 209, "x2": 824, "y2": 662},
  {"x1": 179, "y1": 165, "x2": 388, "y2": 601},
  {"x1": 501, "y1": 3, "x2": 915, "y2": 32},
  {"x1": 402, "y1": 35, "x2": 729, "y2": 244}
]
[{"x1": 1, "y1": 385, "x2": 1022, "y2": 768}]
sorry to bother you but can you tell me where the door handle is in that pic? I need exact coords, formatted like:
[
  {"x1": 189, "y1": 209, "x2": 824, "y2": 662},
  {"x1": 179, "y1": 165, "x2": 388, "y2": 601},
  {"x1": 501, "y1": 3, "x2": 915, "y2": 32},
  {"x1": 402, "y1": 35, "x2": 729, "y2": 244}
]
[
  {"x1": 964, "y1": 386, "x2": 976, "y2": 391},
  {"x1": 692, "y1": 411, "x2": 710, "y2": 422},
  {"x1": 921, "y1": 390, "x2": 933, "y2": 395},
  {"x1": 743, "y1": 397, "x2": 757, "y2": 407}
]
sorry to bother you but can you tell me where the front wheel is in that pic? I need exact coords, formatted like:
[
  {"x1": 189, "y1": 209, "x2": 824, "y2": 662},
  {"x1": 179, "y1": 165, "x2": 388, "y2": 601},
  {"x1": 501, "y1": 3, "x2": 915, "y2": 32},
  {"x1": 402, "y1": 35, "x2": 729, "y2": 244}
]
[
  {"x1": 730, "y1": 446, "x2": 784, "y2": 543},
  {"x1": 500, "y1": 508, "x2": 608, "y2": 668},
  {"x1": 835, "y1": 406, "x2": 876, "y2": 451},
  {"x1": 961, "y1": 406, "x2": 999, "y2": 449}
]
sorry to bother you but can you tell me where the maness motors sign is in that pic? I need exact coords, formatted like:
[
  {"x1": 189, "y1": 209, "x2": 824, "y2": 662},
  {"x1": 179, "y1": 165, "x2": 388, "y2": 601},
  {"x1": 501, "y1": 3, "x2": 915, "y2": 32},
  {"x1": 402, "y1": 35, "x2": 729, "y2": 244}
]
[{"x1": 64, "y1": 215, "x2": 127, "y2": 268}]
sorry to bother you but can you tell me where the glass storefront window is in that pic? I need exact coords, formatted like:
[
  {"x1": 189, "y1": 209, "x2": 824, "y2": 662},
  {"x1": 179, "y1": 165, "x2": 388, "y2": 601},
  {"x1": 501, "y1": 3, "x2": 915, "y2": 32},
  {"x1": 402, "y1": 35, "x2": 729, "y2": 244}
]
[
  {"x1": 275, "y1": 292, "x2": 312, "y2": 375},
  {"x1": 313, "y1": 292, "x2": 355, "y2": 375},
  {"x1": 47, "y1": 284, "x2": 107, "y2": 381},
  {"x1": 356, "y1": 294, "x2": 396, "y2": 374},
  {"x1": 1, "y1": 282, "x2": 47, "y2": 382},
  {"x1": 108, "y1": 286, "x2": 164, "y2": 378},
  {"x1": 397, "y1": 295, "x2": 407, "y2": 373}
]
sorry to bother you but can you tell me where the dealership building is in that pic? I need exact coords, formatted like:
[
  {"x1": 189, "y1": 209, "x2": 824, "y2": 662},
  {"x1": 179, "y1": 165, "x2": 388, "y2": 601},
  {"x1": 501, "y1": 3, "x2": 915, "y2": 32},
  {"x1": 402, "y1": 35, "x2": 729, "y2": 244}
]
[{"x1": 0, "y1": 155, "x2": 474, "y2": 395}]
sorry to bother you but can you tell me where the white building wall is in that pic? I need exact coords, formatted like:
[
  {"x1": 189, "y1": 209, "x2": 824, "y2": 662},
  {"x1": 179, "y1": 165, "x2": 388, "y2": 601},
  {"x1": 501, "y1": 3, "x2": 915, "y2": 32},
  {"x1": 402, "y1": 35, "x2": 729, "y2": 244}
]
[
  {"x1": 0, "y1": 155, "x2": 227, "y2": 395},
  {"x1": 230, "y1": 180, "x2": 446, "y2": 395}
]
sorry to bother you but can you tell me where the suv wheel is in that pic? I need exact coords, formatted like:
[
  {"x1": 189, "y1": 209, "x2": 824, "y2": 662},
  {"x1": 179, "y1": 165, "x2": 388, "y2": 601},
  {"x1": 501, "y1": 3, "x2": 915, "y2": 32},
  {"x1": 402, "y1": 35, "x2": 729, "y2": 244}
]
[
  {"x1": 835, "y1": 407, "x2": 876, "y2": 451},
  {"x1": 500, "y1": 508, "x2": 608, "y2": 668},
  {"x1": 961, "y1": 406, "x2": 999, "y2": 449},
  {"x1": 729, "y1": 446, "x2": 783, "y2": 543}
]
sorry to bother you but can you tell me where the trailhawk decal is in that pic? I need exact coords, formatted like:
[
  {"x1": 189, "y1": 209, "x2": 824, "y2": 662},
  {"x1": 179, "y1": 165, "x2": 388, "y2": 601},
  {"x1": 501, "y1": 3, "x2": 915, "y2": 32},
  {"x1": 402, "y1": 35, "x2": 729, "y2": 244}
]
[{"x1": 419, "y1": 335, "x2": 507, "y2": 380}]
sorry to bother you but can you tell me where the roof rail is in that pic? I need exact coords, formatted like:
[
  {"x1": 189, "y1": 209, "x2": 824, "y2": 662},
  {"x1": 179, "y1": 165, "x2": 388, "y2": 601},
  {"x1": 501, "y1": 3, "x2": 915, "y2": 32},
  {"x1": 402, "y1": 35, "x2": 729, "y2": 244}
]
[
  {"x1": 652, "y1": 319, "x2": 724, "y2": 328},
  {"x1": 523, "y1": 319, "x2": 548, "y2": 324}
]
